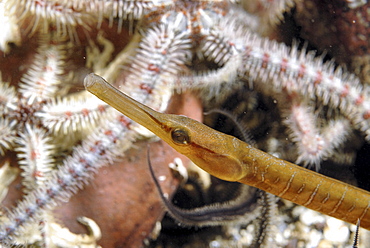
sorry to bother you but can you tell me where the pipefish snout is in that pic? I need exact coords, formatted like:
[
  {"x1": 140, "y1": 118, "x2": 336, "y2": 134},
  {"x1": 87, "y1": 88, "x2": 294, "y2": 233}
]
[{"x1": 84, "y1": 73, "x2": 370, "y2": 230}]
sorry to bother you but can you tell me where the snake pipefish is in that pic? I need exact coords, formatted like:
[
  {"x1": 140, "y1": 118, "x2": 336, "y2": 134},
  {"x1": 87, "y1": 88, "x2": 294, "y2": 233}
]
[{"x1": 84, "y1": 73, "x2": 370, "y2": 230}]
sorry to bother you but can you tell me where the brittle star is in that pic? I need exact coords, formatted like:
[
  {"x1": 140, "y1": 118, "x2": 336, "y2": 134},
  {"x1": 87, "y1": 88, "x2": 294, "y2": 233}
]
[{"x1": 85, "y1": 73, "x2": 370, "y2": 230}]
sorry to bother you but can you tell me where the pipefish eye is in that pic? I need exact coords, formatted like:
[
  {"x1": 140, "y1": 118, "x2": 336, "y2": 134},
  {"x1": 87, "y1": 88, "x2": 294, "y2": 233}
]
[{"x1": 171, "y1": 128, "x2": 190, "y2": 145}]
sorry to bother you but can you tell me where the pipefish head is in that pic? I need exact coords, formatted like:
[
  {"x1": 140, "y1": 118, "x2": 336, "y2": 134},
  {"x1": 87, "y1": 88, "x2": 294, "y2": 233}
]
[
  {"x1": 84, "y1": 73, "x2": 247, "y2": 182},
  {"x1": 143, "y1": 112, "x2": 248, "y2": 182}
]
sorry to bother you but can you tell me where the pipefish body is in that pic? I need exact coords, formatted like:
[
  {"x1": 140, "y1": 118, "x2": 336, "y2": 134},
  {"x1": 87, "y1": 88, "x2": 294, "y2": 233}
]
[{"x1": 84, "y1": 73, "x2": 370, "y2": 230}]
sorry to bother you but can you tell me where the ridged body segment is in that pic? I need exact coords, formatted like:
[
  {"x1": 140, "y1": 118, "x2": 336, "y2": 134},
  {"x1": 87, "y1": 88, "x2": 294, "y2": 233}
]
[{"x1": 237, "y1": 141, "x2": 370, "y2": 228}]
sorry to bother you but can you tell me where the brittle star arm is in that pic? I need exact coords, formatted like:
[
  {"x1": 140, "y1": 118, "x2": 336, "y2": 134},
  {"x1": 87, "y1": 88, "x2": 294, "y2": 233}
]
[
  {"x1": 85, "y1": 73, "x2": 370, "y2": 230},
  {"x1": 180, "y1": 13, "x2": 370, "y2": 141},
  {"x1": 147, "y1": 108, "x2": 277, "y2": 245},
  {"x1": 147, "y1": 144, "x2": 276, "y2": 245},
  {"x1": 147, "y1": 149, "x2": 261, "y2": 226}
]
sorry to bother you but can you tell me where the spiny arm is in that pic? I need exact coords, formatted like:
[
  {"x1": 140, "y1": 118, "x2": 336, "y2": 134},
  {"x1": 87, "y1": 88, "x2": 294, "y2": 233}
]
[{"x1": 147, "y1": 149, "x2": 260, "y2": 226}]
